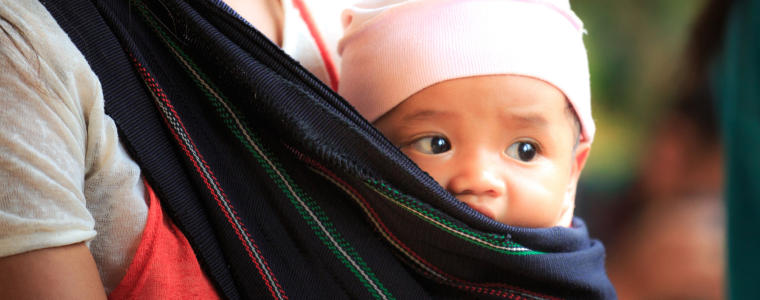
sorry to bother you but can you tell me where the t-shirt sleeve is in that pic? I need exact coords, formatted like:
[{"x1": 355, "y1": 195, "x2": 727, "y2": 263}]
[{"x1": 0, "y1": 5, "x2": 97, "y2": 257}]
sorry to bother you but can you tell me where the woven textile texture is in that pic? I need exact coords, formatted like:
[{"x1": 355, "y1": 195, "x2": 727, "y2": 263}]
[{"x1": 40, "y1": 0, "x2": 616, "y2": 298}]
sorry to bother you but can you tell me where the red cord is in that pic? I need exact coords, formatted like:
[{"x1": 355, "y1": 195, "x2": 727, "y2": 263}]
[{"x1": 291, "y1": 0, "x2": 340, "y2": 91}]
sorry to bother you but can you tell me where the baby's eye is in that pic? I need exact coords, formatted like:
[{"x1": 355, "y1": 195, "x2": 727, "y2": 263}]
[
  {"x1": 506, "y1": 141, "x2": 538, "y2": 162},
  {"x1": 410, "y1": 136, "x2": 451, "y2": 155}
]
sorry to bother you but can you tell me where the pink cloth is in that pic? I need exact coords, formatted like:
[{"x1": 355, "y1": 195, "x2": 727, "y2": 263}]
[{"x1": 338, "y1": 0, "x2": 595, "y2": 142}]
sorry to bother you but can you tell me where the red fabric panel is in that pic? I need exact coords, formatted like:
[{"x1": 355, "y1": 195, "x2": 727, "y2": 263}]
[{"x1": 108, "y1": 181, "x2": 220, "y2": 300}]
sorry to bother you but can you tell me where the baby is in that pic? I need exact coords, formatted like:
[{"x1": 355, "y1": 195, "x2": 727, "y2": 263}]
[{"x1": 338, "y1": 0, "x2": 593, "y2": 228}]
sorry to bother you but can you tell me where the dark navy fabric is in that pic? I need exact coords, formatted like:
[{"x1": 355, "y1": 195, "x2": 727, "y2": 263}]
[{"x1": 41, "y1": 0, "x2": 617, "y2": 299}]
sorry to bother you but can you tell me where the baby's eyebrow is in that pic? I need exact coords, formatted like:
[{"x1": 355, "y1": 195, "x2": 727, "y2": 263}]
[
  {"x1": 401, "y1": 110, "x2": 456, "y2": 123},
  {"x1": 502, "y1": 113, "x2": 549, "y2": 128}
]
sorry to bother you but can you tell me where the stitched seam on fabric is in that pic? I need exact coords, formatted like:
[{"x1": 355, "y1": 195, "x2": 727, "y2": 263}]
[
  {"x1": 302, "y1": 165, "x2": 447, "y2": 281},
  {"x1": 367, "y1": 181, "x2": 542, "y2": 255},
  {"x1": 130, "y1": 2, "x2": 558, "y2": 299},
  {"x1": 403, "y1": 262, "x2": 546, "y2": 300},
  {"x1": 129, "y1": 1, "x2": 395, "y2": 298},
  {"x1": 247, "y1": 141, "x2": 394, "y2": 300},
  {"x1": 297, "y1": 156, "x2": 560, "y2": 300},
  {"x1": 127, "y1": 55, "x2": 282, "y2": 300},
  {"x1": 127, "y1": 2, "x2": 287, "y2": 299}
]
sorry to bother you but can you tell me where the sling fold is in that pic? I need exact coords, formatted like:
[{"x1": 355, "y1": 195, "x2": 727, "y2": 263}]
[{"x1": 42, "y1": 0, "x2": 616, "y2": 298}]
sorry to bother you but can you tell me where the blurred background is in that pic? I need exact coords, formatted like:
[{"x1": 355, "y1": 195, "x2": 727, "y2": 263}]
[
  {"x1": 575, "y1": 0, "x2": 709, "y2": 194},
  {"x1": 306, "y1": 0, "x2": 723, "y2": 299},
  {"x1": 572, "y1": 2, "x2": 725, "y2": 300}
]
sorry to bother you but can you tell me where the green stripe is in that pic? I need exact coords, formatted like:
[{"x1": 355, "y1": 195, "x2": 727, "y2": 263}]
[
  {"x1": 266, "y1": 159, "x2": 395, "y2": 300},
  {"x1": 134, "y1": 0, "x2": 536, "y2": 257},
  {"x1": 366, "y1": 180, "x2": 543, "y2": 255},
  {"x1": 129, "y1": 1, "x2": 394, "y2": 298}
]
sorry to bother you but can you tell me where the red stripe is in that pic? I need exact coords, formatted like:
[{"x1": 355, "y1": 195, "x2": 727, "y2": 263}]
[
  {"x1": 127, "y1": 53, "x2": 286, "y2": 300},
  {"x1": 292, "y1": 0, "x2": 340, "y2": 91},
  {"x1": 295, "y1": 151, "x2": 560, "y2": 300}
]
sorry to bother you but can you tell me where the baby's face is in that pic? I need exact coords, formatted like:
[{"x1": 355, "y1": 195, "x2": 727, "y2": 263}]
[{"x1": 374, "y1": 75, "x2": 590, "y2": 228}]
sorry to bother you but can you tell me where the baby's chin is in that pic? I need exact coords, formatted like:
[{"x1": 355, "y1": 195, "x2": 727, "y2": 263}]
[
  {"x1": 508, "y1": 216, "x2": 571, "y2": 228},
  {"x1": 460, "y1": 200, "x2": 498, "y2": 220},
  {"x1": 458, "y1": 198, "x2": 568, "y2": 228},
  {"x1": 499, "y1": 218, "x2": 570, "y2": 229}
]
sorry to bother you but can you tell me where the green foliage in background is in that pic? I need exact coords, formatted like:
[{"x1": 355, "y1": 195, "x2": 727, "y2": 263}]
[{"x1": 573, "y1": 0, "x2": 707, "y2": 192}]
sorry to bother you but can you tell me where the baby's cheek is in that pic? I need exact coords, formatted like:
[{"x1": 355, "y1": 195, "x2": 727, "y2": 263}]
[
  {"x1": 505, "y1": 175, "x2": 565, "y2": 228},
  {"x1": 403, "y1": 153, "x2": 449, "y2": 186}
]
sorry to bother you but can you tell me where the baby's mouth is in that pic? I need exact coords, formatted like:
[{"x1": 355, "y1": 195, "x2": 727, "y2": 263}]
[{"x1": 456, "y1": 196, "x2": 498, "y2": 220}]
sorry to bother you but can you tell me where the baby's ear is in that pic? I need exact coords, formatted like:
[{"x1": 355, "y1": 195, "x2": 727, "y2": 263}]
[
  {"x1": 559, "y1": 141, "x2": 591, "y2": 227},
  {"x1": 570, "y1": 141, "x2": 592, "y2": 183}
]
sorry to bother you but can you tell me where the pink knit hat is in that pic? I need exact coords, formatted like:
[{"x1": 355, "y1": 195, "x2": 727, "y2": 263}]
[{"x1": 338, "y1": 0, "x2": 595, "y2": 142}]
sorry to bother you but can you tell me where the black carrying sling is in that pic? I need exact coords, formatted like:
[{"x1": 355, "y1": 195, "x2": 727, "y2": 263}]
[{"x1": 41, "y1": 0, "x2": 616, "y2": 298}]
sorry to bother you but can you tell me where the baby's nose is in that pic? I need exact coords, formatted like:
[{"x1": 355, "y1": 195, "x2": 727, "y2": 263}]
[{"x1": 446, "y1": 155, "x2": 507, "y2": 198}]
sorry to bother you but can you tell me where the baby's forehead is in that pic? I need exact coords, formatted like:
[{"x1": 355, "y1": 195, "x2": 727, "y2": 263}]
[
  {"x1": 406, "y1": 75, "x2": 568, "y2": 108},
  {"x1": 339, "y1": 0, "x2": 594, "y2": 143},
  {"x1": 391, "y1": 76, "x2": 580, "y2": 135}
]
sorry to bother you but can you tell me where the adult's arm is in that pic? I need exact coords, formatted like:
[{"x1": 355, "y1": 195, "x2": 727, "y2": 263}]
[
  {"x1": 0, "y1": 243, "x2": 106, "y2": 300},
  {"x1": 1, "y1": 1, "x2": 108, "y2": 296}
]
